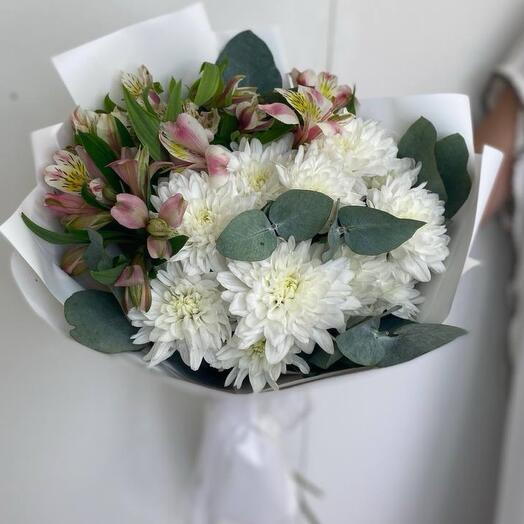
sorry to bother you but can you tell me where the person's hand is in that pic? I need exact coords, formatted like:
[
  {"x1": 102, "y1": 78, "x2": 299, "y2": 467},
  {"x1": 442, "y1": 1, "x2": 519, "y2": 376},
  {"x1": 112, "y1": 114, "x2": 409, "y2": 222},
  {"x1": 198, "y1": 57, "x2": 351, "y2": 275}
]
[{"x1": 475, "y1": 84, "x2": 520, "y2": 221}]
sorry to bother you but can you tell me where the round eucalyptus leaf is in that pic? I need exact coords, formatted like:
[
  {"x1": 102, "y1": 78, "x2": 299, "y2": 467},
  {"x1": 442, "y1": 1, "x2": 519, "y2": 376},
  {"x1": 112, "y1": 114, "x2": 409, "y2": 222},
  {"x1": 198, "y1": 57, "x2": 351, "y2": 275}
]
[
  {"x1": 336, "y1": 317, "x2": 397, "y2": 366},
  {"x1": 378, "y1": 322, "x2": 466, "y2": 367},
  {"x1": 64, "y1": 290, "x2": 145, "y2": 354},
  {"x1": 339, "y1": 206, "x2": 424, "y2": 255},
  {"x1": 217, "y1": 30, "x2": 282, "y2": 94},
  {"x1": 216, "y1": 210, "x2": 277, "y2": 261},
  {"x1": 269, "y1": 190, "x2": 333, "y2": 242}
]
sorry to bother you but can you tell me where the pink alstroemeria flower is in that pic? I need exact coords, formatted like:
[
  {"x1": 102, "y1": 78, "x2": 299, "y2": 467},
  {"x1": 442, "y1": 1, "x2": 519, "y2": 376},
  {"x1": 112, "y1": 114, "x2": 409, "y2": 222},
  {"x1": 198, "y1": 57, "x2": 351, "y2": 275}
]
[
  {"x1": 110, "y1": 193, "x2": 149, "y2": 229},
  {"x1": 60, "y1": 245, "x2": 88, "y2": 276},
  {"x1": 159, "y1": 113, "x2": 232, "y2": 186},
  {"x1": 290, "y1": 68, "x2": 352, "y2": 110},
  {"x1": 235, "y1": 98, "x2": 273, "y2": 132},
  {"x1": 44, "y1": 150, "x2": 91, "y2": 194},
  {"x1": 146, "y1": 194, "x2": 187, "y2": 259},
  {"x1": 110, "y1": 193, "x2": 187, "y2": 260},
  {"x1": 109, "y1": 147, "x2": 172, "y2": 201},
  {"x1": 260, "y1": 85, "x2": 334, "y2": 144}
]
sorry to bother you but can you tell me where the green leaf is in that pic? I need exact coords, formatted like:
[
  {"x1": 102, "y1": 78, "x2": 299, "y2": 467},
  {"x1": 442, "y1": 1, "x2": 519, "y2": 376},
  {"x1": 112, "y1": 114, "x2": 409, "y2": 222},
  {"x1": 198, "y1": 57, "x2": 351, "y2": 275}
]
[
  {"x1": 21, "y1": 213, "x2": 90, "y2": 245},
  {"x1": 123, "y1": 87, "x2": 163, "y2": 161},
  {"x1": 252, "y1": 121, "x2": 294, "y2": 144},
  {"x1": 90, "y1": 261, "x2": 128, "y2": 286},
  {"x1": 217, "y1": 30, "x2": 282, "y2": 94},
  {"x1": 76, "y1": 132, "x2": 121, "y2": 191},
  {"x1": 338, "y1": 206, "x2": 424, "y2": 255},
  {"x1": 165, "y1": 78, "x2": 183, "y2": 122},
  {"x1": 114, "y1": 117, "x2": 135, "y2": 147},
  {"x1": 308, "y1": 345, "x2": 344, "y2": 370},
  {"x1": 103, "y1": 93, "x2": 116, "y2": 113},
  {"x1": 398, "y1": 117, "x2": 447, "y2": 201},
  {"x1": 64, "y1": 290, "x2": 145, "y2": 354},
  {"x1": 169, "y1": 235, "x2": 188, "y2": 255},
  {"x1": 212, "y1": 112, "x2": 239, "y2": 147},
  {"x1": 80, "y1": 183, "x2": 108, "y2": 210},
  {"x1": 336, "y1": 317, "x2": 397, "y2": 366},
  {"x1": 345, "y1": 85, "x2": 357, "y2": 115},
  {"x1": 217, "y1": 209, "x2": 277, "y2": 261},
  {"x1": 194, "y1": 62, "x2": 222, "y2": 106},
  {"x1": 269, "y1": 190, "x2": 333, "y2": 242},
  {"x1": 378, "y1": 322, "x2": 466, "y2": 367},
  {"x1": 435, "y1": 133, "x2": 472, "y2": 218}
]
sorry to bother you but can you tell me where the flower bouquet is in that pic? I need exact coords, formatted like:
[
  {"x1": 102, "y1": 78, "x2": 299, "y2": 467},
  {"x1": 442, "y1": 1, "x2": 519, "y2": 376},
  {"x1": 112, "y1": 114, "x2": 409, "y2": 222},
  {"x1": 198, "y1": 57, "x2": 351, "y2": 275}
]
[{"x1": 1, "y1": 5, "x2": 500, "y2": 396}]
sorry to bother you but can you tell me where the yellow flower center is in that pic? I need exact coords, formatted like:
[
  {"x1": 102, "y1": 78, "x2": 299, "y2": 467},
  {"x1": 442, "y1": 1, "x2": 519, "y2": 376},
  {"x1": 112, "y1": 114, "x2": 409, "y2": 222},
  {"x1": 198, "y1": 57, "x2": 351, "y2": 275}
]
[
  {"x1": 281, "y1": 90, "x2": 321, "y2": 121},
  {"x1": 167, "y1": 291, "x2": 202, "y2": 318},
  {"x1": 247, "y1": 166, "x2": 272, "y2": 191},
  {"x1": 196, "y1": 208, "x2": 214, "y2": 225},
  {"x1": 272, "y1": 274, "x2": 300, "y2": 305},
  {"x1": 249, "y1": 339, "x2": 266, "y2": 356},
  {"x1": 60, "y1": 158, "x2": 90, "y2": 193}
]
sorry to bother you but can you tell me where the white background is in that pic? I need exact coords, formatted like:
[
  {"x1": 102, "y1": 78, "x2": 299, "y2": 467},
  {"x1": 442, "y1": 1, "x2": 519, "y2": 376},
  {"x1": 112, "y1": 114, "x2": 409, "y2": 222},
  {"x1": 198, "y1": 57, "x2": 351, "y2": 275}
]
[{"x1": 0, "y1": 1, "x2": 522, "y2": 522}]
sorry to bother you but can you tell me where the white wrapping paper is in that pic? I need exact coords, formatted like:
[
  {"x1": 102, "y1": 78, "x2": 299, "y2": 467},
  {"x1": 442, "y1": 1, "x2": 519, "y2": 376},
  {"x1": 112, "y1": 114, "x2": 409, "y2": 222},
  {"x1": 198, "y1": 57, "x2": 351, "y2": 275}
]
[{"x1": 0, "y1": 5, "x2": 504, "y2": 523}]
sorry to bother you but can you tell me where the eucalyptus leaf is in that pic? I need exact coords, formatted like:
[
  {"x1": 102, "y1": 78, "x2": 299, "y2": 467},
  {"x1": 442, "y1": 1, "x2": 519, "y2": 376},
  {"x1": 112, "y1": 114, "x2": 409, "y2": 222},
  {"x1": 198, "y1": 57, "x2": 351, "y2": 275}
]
[
  {"x1": 216, "y1": 210, "x2": 277, "y2": 261},
  {"x1": 378, "y1": 322, "x2": 466, "y2": 367},
  {"x1": 76, "y1": 132, "x2": 121, "y2": 191},
  {"x1": 308, "y1": 345, "x2": 344, "y2": 370},
  {"x1": 435, "y1": 133, "x2": 472, "y2": 218},
  {"x1": 64, "y1": 290, "x2": 145, "y2": 354},
  {"x1": 398, "y1": 117, "x2": 447, "y2": 201},
  {"x1": 123, "y1": 87, "x2": 163, "y2": 161},
  {"x1": 336, "y1": 317, "x2": 397, "y2": 366},
  {"x1": 339, "y1": 206, "x2": 424, "y2": 255},
  {"x1": 84, "y1": 230, "x2": 112, "y2": 270},
  {"x1": 269, "y1": 190, "x2": 333, "y2": 242},
  {"x1": 217, "y1": 30, "x2": 282, "y2": 94}
]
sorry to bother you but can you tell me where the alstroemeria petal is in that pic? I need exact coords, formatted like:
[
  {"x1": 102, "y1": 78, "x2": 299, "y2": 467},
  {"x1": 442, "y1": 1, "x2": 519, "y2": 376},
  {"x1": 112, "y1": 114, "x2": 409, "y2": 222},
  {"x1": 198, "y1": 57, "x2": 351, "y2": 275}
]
[
  {"x1": 290, "y1": 68, "x2": 317, "y2": 87},
  {"x1": 96, "y1": 114, "x2": 121, "y2": 152},
  {"x1": 333, "y1": 85, "x2": 352, "y2": 109},
  {"x1": 147, "y1": 237, "x2": 172, "y2": 259},
  {"x1": 75, "y1": 145, "x2": 104, "y2": 180},
  {"x1": 44, "y1": 150, "x2": 90, "y2": 194},
  {"x1": 258, "y1": 103, "x2": 299, "y2": 125},
  {"x1": 115, "y1": 264, "x2": 145, "y2": 287},
  {"x1": 44, "y1": 192, "x2": 98, "y2": 216},
  {"x1": 206, "y1": 144, "x2": 232, "y2": 179},
  {"x1": 109, "y1": 158, "x2": 140, "y2": 196},
  {"x1": 60, "y1": 246, "x2": 88, "y2": 276},
  {"x1": 110, "y1": 193, "x2": 148, "y2": 229},
  {"x1": 159, "y1": 193, "x2": 187, "y2": 229},
  {"x1": 316, "y1": 121, "x2": 344, "y2": 136},
  {"x1": 159, "y1": 113, "x2": 210, "y2": 156}
]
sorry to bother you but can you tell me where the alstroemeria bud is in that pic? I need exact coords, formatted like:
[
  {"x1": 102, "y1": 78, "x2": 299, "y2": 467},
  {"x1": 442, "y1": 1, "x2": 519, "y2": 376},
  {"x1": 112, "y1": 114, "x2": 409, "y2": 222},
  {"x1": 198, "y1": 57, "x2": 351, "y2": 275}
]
[
  {"x1": 44, "y1": 193, "x2": 98, "y2": 216},
  {"x1": 96, "y1": 114, "x2": 121, "y2": 152},
  {"x1": 71, "y1": 106, "x2": 98, "y2": 134},
  {"x1": 61, "y1": 211, "x2": 113, "y2": 231},
  {"x1": 115, "y1": 262, "x2": 152, "y2": 312},
  {"x1": 60, "y1": 246, "x2": 88, "y2": 276},
  {"x1": 146, "y1": 217, "x2": 173, "y2": 239},
  {"x1": 110, "y1": 193, "x2": 149, "y2": 229}
]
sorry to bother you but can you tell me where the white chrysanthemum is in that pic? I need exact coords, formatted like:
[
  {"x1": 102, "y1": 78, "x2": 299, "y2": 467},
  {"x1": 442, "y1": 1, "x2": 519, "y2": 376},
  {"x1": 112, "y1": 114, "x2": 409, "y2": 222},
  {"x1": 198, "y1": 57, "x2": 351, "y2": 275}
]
[
  {"x1": 152, "y1": 171, "x2": 257, "y2": 275},
  {"x1": 311, "y1": 117, "x2": 399, "y2": 178},
  {"x1": 277, "y1": 145, "x2": 367, "y2": 205},
  {"x1": 228, "y1": 136, "x2": 293, "y2": 206},
  {"x1": 336, "y1": 246, "x2": 423, "y2": 319},
  {"x1": 217, "y1": 238, "x2": 360, "y2": 364},
  {"x1": 128, "y1": 262, "x2": 230, "y2": 369},
  {"x1": 213, "y1": 336, "x2": 309, "y2": 392},
  {"x1": 367, "y1": 172, "x2": 450, "y2": 282},
  {"x1": 366, "y1": 157, "x2": 420, "y2": 190}
]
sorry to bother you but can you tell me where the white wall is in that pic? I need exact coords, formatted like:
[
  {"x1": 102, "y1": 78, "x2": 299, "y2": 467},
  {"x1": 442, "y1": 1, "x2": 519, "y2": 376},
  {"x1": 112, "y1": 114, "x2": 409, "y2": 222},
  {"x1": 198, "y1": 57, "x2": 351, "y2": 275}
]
[{"x1": 0, "y1": 1, "x2": 520, "y2": 523}]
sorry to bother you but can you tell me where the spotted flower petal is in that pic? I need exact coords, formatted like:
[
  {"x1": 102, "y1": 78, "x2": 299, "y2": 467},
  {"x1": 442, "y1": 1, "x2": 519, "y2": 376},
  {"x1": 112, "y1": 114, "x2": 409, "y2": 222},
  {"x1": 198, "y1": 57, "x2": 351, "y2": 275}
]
[{"x1": 44, "y1": 150, "x2": 90, "y2": 194}]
